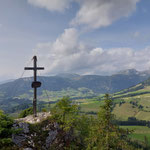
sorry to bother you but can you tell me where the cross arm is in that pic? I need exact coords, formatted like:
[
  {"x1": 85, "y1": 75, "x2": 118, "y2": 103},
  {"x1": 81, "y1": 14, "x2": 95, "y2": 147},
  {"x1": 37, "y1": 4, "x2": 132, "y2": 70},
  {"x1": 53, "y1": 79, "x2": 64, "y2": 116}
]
[
  {"x1": 24, "y1": 67, "x2": 44, "y2": 70},
  {"x1": 24, "y1": 67, "x2": 34, "y2": 70},
  {"x1": 37, "y1": 67, "x2": 44, "y2": 70}
]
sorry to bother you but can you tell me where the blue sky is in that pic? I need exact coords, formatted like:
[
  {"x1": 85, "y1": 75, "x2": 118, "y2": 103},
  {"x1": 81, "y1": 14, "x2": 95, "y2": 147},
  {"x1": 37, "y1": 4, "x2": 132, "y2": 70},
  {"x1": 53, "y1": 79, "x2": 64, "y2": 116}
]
[{"x1": 0, "y1": 0, "x2": 150, "y2": 81}]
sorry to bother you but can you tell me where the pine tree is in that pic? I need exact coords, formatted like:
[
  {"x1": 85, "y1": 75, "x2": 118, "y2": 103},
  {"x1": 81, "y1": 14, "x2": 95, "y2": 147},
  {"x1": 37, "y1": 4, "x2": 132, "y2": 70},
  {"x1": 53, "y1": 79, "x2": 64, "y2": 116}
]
[{"x1": 87, "y1": 94, "x2": 134, "y2": 150}]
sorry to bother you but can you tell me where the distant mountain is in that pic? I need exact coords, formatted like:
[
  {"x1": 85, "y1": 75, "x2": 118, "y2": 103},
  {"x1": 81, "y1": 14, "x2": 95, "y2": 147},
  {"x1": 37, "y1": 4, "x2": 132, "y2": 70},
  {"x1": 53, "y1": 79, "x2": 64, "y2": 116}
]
[
  {"x1": 116, "y1": 69, "x2": 150, "y2": 77},
  {"x1": 117, "y1": 69, "x2": 139, "y2": 75},
  {"x1": 56, "y1": 73, "x2": 80, "y2": 79},
  {"x1": 0, "y1": 79, "x2": 14, "y2": 85},
  {"x1": 0, "y1": 69, "x2": 150, "y2": 99}
]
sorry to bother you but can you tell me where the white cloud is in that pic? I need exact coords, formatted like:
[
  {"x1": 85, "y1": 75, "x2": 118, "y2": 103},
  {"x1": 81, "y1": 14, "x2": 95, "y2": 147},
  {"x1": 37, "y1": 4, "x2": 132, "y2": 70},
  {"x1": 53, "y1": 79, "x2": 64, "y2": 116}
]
[
  {"x1": 71, "y1": 0, "x2": 140, "y2": 29},
  {"x1": 26, "y1": 0, "x2": 145, "y2": 76},
  {"x1": 27, "y1": 0, "x2": 72, "y2": 12},
  {"x1": 34, "y1": 28, "x2": 150, "y2": 75},
  {"x1": 27, "y1": 0, "x2": 140, "y2": 30}
]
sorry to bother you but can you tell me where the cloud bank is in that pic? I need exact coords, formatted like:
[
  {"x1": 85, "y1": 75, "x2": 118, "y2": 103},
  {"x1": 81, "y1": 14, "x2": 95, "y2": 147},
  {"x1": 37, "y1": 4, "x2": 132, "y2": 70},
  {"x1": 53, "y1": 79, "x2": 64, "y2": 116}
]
[
  {"x1": 28, "y1": 0, "x2": 140, "y2": 29},
  {"x1": 35, "y1": 28, "x2": 150, "y2": 75},
  {"x1": 71, "y1": 0, "x2": 140, "y2": 29}
]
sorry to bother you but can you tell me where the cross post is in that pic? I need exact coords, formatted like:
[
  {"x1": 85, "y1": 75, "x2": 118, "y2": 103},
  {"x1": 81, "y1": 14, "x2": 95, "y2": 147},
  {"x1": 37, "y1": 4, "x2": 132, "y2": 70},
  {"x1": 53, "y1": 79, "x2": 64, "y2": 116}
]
[{"x1": 24, "y1": 56, "x2": 44, "y2": 117}]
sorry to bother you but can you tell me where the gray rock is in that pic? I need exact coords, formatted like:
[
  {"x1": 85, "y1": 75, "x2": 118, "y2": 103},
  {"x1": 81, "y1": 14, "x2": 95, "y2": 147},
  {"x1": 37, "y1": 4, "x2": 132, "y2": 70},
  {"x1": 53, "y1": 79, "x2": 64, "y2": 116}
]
[
  {"x1": 12, "y1": 134, "x2": 26, "y2": 147},
  {"x1": 18, "y1": 122, "x2": 29, "y2": 133},
  {"x1": 46, "y1": 130, "x2": 58, "y2": 148},
  {"x1": 54, "y1": 122, "x2": 59, "y2": 129},
  {"x1": 12, "y1": 122, "x2": 30, "y2": 147}
]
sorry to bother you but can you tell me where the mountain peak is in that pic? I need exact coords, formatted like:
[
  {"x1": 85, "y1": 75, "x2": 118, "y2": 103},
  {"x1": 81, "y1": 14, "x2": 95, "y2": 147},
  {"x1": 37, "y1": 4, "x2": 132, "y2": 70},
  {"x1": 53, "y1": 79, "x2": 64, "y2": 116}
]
[{"x1": 117, "y1": 69, "x2": 139, "y2": 75}]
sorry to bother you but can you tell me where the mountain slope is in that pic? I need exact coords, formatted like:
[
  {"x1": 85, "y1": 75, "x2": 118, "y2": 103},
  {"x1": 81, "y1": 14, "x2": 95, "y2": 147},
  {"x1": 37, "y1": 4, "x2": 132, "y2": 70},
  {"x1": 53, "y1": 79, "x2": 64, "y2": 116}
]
[
  {"x1": 0, "y1": 69, "x2": 150, "y2": 99},
  {"x1": 110, "y1": 77, "x2": 150, "y2": 121},
  {"x1": 113, "y1": 77, "x2": 150, "y2": 98}
]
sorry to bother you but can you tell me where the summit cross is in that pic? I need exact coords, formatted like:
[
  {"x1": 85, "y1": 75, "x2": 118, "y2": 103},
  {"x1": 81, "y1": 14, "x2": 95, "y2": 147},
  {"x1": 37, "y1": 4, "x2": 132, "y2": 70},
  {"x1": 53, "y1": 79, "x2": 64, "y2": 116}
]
[{"x1": 24, "y1": 56, "x2": 44, "y2": 117}]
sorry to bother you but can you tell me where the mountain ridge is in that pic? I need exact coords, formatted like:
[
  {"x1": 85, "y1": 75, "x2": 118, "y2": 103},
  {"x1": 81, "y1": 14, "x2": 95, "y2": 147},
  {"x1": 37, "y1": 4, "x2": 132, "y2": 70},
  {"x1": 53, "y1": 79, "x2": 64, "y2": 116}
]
[{"x1": 1, "y1": 69, "x2": 150, "y2": 98}]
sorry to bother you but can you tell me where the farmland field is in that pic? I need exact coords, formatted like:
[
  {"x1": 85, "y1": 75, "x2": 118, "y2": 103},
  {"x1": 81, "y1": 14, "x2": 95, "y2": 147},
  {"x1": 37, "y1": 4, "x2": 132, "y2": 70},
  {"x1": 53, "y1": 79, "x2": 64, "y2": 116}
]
[{"x1": 120, "y1": 126, "x2": 150, "y2": 144}]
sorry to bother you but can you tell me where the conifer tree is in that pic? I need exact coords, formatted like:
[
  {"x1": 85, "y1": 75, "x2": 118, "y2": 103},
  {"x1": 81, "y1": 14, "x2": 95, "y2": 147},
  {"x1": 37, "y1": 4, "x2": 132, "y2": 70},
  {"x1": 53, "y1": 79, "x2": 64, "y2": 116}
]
[
  {"x1": 87, "y1": 94, "x2": 134, "y2": 150},
  {"x1": 51, "y1": 96, "x2": 78, "y2": 130}
]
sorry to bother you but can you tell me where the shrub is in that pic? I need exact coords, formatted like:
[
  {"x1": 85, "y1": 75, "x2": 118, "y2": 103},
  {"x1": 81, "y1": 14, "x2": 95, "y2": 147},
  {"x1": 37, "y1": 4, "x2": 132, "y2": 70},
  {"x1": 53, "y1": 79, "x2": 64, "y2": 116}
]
[
  {"x1": 0, "y1": 110, "x2": 15, "y2": 149},
  {"x1": 19, "y1": 107, "x2": 33, "y2": 118}
]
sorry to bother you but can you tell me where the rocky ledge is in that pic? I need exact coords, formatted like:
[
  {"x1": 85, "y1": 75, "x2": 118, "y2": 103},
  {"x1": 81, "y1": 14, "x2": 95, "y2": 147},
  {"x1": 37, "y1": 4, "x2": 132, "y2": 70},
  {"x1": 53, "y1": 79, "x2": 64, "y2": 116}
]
[
  {"x1": 12, "y1": 112, "x2": 75, "y2": 150},
  {"x1": 15, "y1": 112, "x2": 51, "y2": 124}
]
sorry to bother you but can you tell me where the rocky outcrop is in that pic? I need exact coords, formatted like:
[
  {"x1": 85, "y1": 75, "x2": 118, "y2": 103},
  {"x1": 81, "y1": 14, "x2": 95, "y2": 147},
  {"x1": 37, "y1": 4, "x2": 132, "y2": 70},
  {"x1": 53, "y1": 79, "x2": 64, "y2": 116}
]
[
  {"x1": 12, "y1": 113, "x2": 76, "y2": 150},
  {"x1": 15, "y1": 112, "x2": 51, "y2": 124}
]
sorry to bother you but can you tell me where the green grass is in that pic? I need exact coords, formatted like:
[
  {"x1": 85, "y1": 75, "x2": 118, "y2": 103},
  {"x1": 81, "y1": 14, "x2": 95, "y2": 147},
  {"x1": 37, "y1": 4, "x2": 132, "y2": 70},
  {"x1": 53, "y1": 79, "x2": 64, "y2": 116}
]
[
  {"x1": 80, "y1": 102, "x2": 99, "y2": 112},
  {"x1": 113, "y1": 103, "x2": 139, "y2": 120},
  {"x1": 110, "y1": 85, "x2": 150, "y2": 121},
  {"x1": 130, "y1": 133, "x2": 150, "y2": 143},
  {"x1": 75, "y1": 89, "x2": 150, "y2": 120},
  {"x1": 120, "y1": 126, "x2": 150, "y2": 144},
  {"x1": 77, "y1": 99, "x2": 104, "y2": 113}
]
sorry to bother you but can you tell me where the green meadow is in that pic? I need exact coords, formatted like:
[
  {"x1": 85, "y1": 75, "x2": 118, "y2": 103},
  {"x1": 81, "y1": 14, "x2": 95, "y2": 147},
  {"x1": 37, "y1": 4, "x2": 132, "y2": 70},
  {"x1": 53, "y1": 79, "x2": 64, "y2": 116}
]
[{"x1": 120, "y1": 126, "x2": 150, "y2": 145}]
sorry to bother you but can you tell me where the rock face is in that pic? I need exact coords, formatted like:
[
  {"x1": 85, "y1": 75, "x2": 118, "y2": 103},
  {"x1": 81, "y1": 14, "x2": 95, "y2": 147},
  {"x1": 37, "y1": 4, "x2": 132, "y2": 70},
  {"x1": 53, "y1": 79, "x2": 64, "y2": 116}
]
[
  {"x1": 12, "y1": 113, "x2": 75, "y2": 150},
  {"x1": 46, "y1": 130, "x2": 58, "y2": 148},
  {"x1": 12, "y1": 122, "x2": 30, "y2": 147}
]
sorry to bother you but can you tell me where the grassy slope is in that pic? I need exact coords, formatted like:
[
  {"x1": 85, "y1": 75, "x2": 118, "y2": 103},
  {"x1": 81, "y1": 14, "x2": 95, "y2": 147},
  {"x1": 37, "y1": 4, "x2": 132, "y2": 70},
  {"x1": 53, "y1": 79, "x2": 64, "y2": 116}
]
[
  {"x1": 105, "y1": 78, "x2": 150, "y2": 120},
  {"x1": 113, "y1": 103, "x2": 139, "y2": 120},
  {"x1": 121, "y1": 126, "x2": 150, "y2": 145},
  {"x1": 17, "y1": 88, "x2": 96, "y2": 102},
  {"x1": 112, "y1": 84, "x2": 150, "y2": 121},
  {"x1": 77, "y1": 80, "x2": 150, "y2": 120}
]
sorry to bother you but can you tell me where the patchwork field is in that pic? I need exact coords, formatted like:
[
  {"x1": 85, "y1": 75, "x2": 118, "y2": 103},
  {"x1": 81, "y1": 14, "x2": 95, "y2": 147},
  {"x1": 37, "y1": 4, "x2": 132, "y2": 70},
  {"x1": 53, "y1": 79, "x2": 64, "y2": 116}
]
[{"x1": 120, "y1": 126, "x2": 150, "y2": 145}]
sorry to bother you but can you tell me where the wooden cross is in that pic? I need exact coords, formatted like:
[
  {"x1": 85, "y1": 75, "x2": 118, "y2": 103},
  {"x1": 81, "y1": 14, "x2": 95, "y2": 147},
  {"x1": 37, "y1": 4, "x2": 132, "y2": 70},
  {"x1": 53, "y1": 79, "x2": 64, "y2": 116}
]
[{"x1": 24, "y1": 56, "x2": 44, "y2": 117}]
